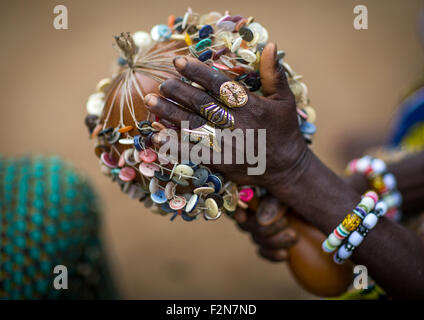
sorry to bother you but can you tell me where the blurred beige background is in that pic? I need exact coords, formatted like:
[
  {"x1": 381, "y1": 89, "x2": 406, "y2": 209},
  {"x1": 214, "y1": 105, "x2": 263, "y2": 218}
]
[{"x1": 0, "y1": 0, "x2": 423, "y2": 299}]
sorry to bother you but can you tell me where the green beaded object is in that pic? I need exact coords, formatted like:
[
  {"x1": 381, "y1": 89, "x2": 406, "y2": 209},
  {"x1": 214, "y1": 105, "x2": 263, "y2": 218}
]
[{"x1": 0, "y1": 155, "x2": 115, "y2": 299}]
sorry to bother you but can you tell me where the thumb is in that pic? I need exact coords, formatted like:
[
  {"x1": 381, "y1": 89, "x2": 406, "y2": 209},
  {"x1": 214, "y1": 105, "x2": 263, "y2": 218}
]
[{"x1": 259, "y1": 43, "x2": 290, "y2": 98}]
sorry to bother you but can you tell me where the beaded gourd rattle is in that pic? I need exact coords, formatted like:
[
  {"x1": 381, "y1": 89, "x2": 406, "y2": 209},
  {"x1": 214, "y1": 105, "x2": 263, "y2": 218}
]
[
  {"x1": 84, "y1": 9, "x2": 353, "y2": 297},
  {"x1": 85, "y1": 8, "x2": 317, "y2": 222}
]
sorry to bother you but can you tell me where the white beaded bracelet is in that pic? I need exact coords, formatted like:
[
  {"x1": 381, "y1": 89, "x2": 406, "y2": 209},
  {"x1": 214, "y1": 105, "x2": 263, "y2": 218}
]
[{"x1": 334, "y1": 201, "x2": 388, "y2": 264}]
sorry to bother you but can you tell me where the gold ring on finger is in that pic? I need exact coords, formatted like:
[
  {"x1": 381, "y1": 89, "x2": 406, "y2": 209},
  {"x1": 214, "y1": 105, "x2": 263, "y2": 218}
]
[{"x1": 219, "y1": 81, "x2": 248, "y2": 108}]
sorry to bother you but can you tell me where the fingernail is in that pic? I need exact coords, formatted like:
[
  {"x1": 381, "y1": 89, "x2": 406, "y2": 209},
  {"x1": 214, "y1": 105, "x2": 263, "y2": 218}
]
[
  {"x1": 286, "y1": 229, "x2": 297, "y2": 241},
  {"x1": 257, "y1": 208, "x2": 279, "y2": 226},
  {"x1": 277, "y1": 250, "x2": 289, "y2": 260},
  {"x1": 173, "y1": 56, "x2": 187, "y2": 70},
  {"x1": 144, "y1": 94, "x2": 157, "y2": 107}
]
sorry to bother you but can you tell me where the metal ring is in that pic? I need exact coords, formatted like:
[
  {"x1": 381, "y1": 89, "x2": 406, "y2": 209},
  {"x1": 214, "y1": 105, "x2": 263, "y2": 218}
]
[
  {"x1": 199, "y1": 102, "x2": 235, "y2": 130},
  {"x1": 188, "y1": 122, "x2": 221, "y2": 153},
  {"x1": 219, "y1": 81, "x2": 248, "y2": 108}
]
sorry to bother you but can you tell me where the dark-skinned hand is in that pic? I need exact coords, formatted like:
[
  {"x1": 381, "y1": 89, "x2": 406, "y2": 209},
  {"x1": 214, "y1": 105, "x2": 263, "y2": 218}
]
[
  {"x1": 231, "y1": 175, "x2": 371, "y2": 264},
  {"x1": 144, "y1": 43, "x2": 309, "y2": 188},
  {"x1": 233, "y1": 195, "x2": 297, "y2": 262}
]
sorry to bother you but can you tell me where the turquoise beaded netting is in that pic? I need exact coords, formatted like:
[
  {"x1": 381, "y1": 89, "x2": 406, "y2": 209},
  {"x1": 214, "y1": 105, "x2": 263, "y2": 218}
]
[{"x1": 0, "y1": 155, "x2": 114, "y2": 299}]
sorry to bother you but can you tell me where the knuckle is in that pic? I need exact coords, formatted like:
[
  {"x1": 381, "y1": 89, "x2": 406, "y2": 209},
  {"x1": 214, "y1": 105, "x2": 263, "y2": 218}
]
[
  {"x1": 161, "y1": 79, "x2": 180, "y2": 94},
  {"x1": 268, "y1": 241, "x2": 283, "y2": 249},
  {"x1": 185, "y1": 61, "x2": 203, "y2": 78},
  {"x1": 278, "y1": 229, "x2": 296, "y2": 246},
  {"x1": 286, "y1": 228, "x2": 298, "y2": 241},
  {"x1": 263, "y1": 195, "x2": 279, "y2": 205},
  {"x1": 187, "y1": 113, "x2": 205, "y2": 129},
  {"x1": 270, "y1": 232, "x2": 290, "y2": 248},
  {"x1": 210, "y1": 72, "x2": 226, "y2": 93},
  {"x1": 195, "y1": 93, "x2": 213, "y2": 107},
  {"x1": 165, "y1": 108, "x2": 181, "y2": 124},
  {"x1": 251, "y1": 233, "x2": 264, "y2": 245},
  {"x1": 259, "y1": 248, "x2": 287, "y2": 262},
  {"x1": 259, "y1": 250, "x2": 273, "y2": 261},
  {"x1": 278, "y1": 217, "x2": 289, "y2": 228},
  {"x1": 275, "y1": 249, "x2": 289, "y2": 261},
  {"x1": 152, "y1": 98, "x2": 167, "y2": 115},
  {"x1": 254, "y1": 101, "x2": 268, "y2": 118},
  {"x1": 256, "y1": 227, "x2": 273, "y2": 238}
]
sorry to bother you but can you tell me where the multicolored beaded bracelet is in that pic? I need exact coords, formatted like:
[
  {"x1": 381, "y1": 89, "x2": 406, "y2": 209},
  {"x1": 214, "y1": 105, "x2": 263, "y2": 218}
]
[
  {"x1": 346, "y1": 155, "x2": 402, "y2": 221},
  {"x1": 333, "y1": 201, "x2": 388, "y2": 264},
  {"x1": 322, "y1": 191, "x2": 378, "y2": 253}
]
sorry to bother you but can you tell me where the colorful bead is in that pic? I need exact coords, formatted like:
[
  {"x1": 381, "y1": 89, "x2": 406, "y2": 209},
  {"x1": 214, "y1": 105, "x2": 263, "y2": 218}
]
[
  {"x1": 150, "y1": 24, "x2": 172, "y2": 41},
  {"x1": 172, "y1": 175, "x2": 189, "y2": 187},
  {"x1": 335, "y1": 244, "x2": 352, "y2": 261},
  {"x1": 167, "y1": 15, "x2": 175, "y2": 28},
  {"x1": 193, "y1": 186, "x2": 214, "y2": 196},
  {"x1": 100, "y1": 152, "x2": 118, "y2": 169},
  {"x1": 118, "y1": 126, "x2": 134, "y2": 133},
  {"x1": 322, "y1": 240, "x2": 335, "y2": 253},
  {"x1": 198, "y1": 49, "x2": 213, "y2": 62},
  {"x1": 119, "y1": 167, "x2": 136, "y2": 182},
  {"x1": 184, "y1": 33, "x2": 192, "y2": 46},
  {"x1": 139, "y1": 149, "x2": 158, "y2": 163},
  {"x1": 139, "y1": 162, "x2": 159, "y2": 178},
  {"x1": 174, "y1": 164, "x2": 194, "y2": 178},
  {"x1": 185, "y1": 194, "x2": 200, "y2": 213},
  {"x1": 231, "y1": 37, "x2": 242, "y2": 52},
  {"x1": 86, "y1": 92, "x2": 105, "y2": 117},
  {"x1": 149, "y1": 177, "x2": 159, "y2": 194},
  {"x1": 169, "y1": 196, "x2": 187, "y2": 210},
  {"x1": 151, "y1": 189, "x2": 167, "y2": 204},
  {"x1": 362, "y1": 213, "x2": 378, "y2": 230},
  {"x1": 358, "y1": 197, "x2": 373, "y2": 213},
  {"x1": 207, "y1": 174, "x2": 222, "y2": 193},
  {"x1": 364, "y1": 190, "x2": 378, "y2": 205},
  {"x1": 133, "y1": 135, "x2": 144, "y2": 151},
  {"x1": 195, "y1": 38, "x2": 212, "y2": 52},
  {"x1": 383, "y1": 173, "x2": 396, "y2": 190},
  {"x1": 336, "y1": 200, "x2": 386, "y2": 264},
  {"x1": 370, "y1": 158, "x2": 387, "y2": 175},
  {"x1": 124, "y1": 149, "x2": 138, "y2": 166},
  {"x1": 341, "y1": 212, "x2": 361, "y2": 232},
  {"x1": 204, "y1": 198, "x2": 219, "y2": 219},
  {"x1": 328, "y1": 233, "x2": 343, "y2": 247},
  {"x1": 154, "y1": 170, "x2": 171, "y2": 182},
  {"x1": 300, "y1": 121, "x2": 316, "y2": 135},
  {"x1": 375, "y1": 201, "x2": 388, "y2": 217},
  {"x1": 348, "y1": 230, "x2": 364, "y2": 247},
  {"x1": 370, "y1": 175, "x2": 386, "y2": 193},
  {"x1": 239, "y1": 187, "x2": 254, "y2": 202},
  {"x1": 237, "y1": 49, "x2": 257, "y2": 63},
  {"x1": 133, "y1": 31, "x2": 152, "y2": 51},
  {"x1": 199, "y1": 24, "x2": 213, "y2": 39},
  {"x1": 353, "y1": 206, "x2": 366, "y2": 219},
  {"x1": 345, "y1": 155, "x2": 402, "y2": 221},
  {"x1": 322, "y1": 191, "x2": 378, "y2": 253}
]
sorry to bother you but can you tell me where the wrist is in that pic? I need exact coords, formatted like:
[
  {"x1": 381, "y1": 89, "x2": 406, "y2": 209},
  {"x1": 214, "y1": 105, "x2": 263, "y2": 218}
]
[
  {"x1": 266, "y1": 146, "x2": 315, "y2": 203},
  {"x1": 343, "y1": 173, "x2": 369, "y2": 194},
  {"x1": 267, "y1": 149, "x2": 361, "y2": 234}
]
